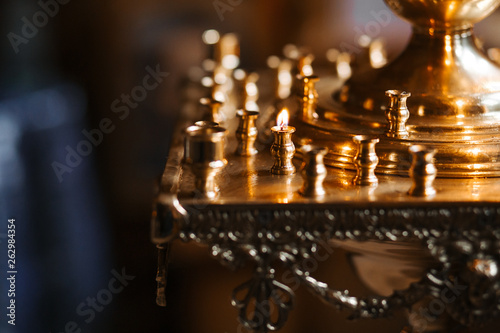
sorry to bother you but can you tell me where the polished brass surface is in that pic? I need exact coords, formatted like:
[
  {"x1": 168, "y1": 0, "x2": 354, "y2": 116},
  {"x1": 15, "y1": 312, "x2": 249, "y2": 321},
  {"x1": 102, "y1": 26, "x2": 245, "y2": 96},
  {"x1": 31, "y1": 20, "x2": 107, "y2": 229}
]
[
  {"x1": 183, "y1": 125, "x2": 228, "y2": 199},
  {"x1": 293, "y1": 0, "x2": 500, "y2": 177},
  {"x1": 352, "y1": 135, "x2": 379, "y2": 186},
  {"x1": 408, "y1": 145, "x2": 437, "y2": 197},
  {"x1": 176, "y1": 122, "x2": 500, "y2": 204},
  {"x1": 384, "y1": 90, "x2": 410, "y2": 139},
  {"x1": 270, "y1": 125, "x2": 296, "y2": 175},
  {"x1": 298, "y1": 145, "x2": 328, "y2": 198},
  {"x1": 235, "y1": 109, "x2": 259, "y2": 156}
]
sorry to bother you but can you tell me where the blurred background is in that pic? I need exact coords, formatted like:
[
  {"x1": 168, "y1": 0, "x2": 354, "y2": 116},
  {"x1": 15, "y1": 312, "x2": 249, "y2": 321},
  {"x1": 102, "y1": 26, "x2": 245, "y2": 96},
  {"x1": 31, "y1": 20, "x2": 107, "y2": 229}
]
[{"x1": 1, "y1": 0, "x2": 500, "y2": 332}]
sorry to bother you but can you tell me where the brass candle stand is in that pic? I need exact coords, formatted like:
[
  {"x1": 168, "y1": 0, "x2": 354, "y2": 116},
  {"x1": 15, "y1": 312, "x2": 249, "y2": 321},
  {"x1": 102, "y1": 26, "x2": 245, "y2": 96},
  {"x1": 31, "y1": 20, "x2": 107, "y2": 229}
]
[
  {"x1": 235, "y1": 109, "x2": 259, "y2": 156},
  {"x1": 298, "y1": 145, "x2": 328, "y2": 198},
  {"x1": 270, "y1": 125, "x2": 296, "y2": 175},
  {"x1": 408, "y1": 145, "x2": 437, "y2": 197},
  {"x1": 183, "y1": 124, "x2": 227, "y2": 199},
  {"x1": 352, "y1": 135, "x2": 379, "y2": 186},
  {"x1": 151, "y1": 1, "x2": 500, "y2": 332}
]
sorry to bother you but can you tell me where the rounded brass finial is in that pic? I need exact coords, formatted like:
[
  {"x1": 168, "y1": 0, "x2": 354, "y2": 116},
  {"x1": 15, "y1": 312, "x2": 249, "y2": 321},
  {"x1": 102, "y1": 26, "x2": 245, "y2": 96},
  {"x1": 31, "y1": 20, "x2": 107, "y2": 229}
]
[
  {"x1": 408, "y1": 145, "x2": 437, "y2": 197},
  {"x1": 299, "y1": 145, "x2": 329, "y2": 198},
  {"x1": 352, "y1": 135, "x2": 380, "y2": 186},
  {"x1": 385, "y1": 90, "x2": 411, "y2": 139}
]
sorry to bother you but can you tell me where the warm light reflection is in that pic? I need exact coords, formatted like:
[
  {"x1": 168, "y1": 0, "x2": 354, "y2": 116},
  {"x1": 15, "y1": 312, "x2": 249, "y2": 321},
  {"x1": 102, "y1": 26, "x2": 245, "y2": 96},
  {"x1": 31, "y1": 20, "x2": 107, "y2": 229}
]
[
  {"x1": 417, "y1": 105, "x2": 425, "y2": 116},
  {"x1": 470, "y1": 148, "x2": 481, "y2": 156},
  {"x1": 277, "y1": 108, "x2": 289, "y2": 130},
  {"x1": 341, "y1": 145, "x2": 352, "y2": 153},
  {"x1": 472, "y1": 184, "x2": 480, "y2": 198}
]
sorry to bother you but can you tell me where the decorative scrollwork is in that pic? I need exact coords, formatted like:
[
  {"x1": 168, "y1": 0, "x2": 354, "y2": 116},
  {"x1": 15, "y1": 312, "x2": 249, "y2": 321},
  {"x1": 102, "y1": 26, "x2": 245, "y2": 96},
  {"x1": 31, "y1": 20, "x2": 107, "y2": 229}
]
[
  {"x1": 423, "y1": 217, "x2": 500, "y2": 327},
  {"x1": 279, "y1": 251, "x2": 429, "y2": 320},
  {"x1": 173, "y1": 205, "x2": 500, "y2": 330},
  {"x1": 231, "y1": 261, "x2": 294, "y2": 332}
]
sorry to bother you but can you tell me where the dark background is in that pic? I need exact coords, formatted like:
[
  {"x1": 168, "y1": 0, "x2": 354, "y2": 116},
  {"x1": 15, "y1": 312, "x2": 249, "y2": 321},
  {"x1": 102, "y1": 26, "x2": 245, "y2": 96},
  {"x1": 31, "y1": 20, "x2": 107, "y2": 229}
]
[{"x1": 1, "y1": 0, "x2": 500, "y2": 332}]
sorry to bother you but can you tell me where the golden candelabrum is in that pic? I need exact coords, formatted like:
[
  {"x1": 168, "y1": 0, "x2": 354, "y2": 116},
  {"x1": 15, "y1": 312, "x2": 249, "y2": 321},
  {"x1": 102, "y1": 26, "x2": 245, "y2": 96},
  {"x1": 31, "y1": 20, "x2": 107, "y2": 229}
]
[{"x1": 152, "y1": 1, "x2": 500, "y2": 332}]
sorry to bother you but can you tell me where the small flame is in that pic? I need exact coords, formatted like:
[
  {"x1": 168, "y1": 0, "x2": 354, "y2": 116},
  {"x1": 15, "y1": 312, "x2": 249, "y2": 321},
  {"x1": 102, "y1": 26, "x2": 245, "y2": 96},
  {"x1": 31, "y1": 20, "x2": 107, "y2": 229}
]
[{"x1": 277, "y1": 108, "x2": 289, "y2": 130}]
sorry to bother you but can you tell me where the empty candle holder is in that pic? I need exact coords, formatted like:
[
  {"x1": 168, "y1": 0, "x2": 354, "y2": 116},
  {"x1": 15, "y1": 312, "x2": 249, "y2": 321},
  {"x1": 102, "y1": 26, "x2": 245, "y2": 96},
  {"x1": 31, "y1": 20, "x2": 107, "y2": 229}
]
[
  {"x1": 235, "y1": 109, "x2": 259, "y2": 156},
  {"x1": 385, "y1": 90, "x2": 411, "y2": 139},
  {"x1": 352, "y1": 135, "x2": 379, "y2": 186},
  {"x1": 408, "y1": 145, "x2": 437, "y2": 197},
  {"x1": 299, "y1": 145, "x2": 329, "y2": 198},
  {"x1": 184, "y1": 125, "x2": 227, "y2": 199}
]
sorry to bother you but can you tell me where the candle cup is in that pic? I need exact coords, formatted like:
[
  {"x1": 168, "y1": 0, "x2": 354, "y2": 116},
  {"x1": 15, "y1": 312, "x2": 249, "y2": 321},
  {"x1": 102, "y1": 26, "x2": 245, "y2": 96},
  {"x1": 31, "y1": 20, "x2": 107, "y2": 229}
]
[
  {"x1": 299, "y1": 145, "x2": 329, "y2": 198},
  {"x1": 270, "y1": 126, "x2": 296, "y2": 175},
  {"x1": 352, "y1": 135, "x2": 380, "y2": 186},
  {"x1": 408, "y1": 145, "x2": 437, "y2": 197},
  {"x1": 235, "y1": 109, "x2": 259, "y2": 156},
  {"x1": 385, "y1": 90, "x2": 411, "y2": 139},
  {"x1": 184, "y1": 125, "x2": 227, "y2": 199}
]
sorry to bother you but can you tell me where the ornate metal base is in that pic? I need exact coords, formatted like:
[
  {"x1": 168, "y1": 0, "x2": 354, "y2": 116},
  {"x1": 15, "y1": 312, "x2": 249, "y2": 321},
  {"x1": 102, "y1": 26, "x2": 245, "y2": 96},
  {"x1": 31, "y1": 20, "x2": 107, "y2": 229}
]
[
  {"x1": 152, "y1": 109, "x2": 500, "y2": 331},
  {"x1": 151, "y1": 1, "x2": 500, "y2": 331}
]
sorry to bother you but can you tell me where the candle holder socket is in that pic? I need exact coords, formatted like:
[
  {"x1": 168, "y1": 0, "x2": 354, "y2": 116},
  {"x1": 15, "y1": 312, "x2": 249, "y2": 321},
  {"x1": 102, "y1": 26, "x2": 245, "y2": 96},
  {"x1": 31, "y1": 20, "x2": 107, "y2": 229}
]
[
  {"x1": 299, "y1": 145, "x2": 329, "y2": 198},
  {"x1": 236, "y1": 109, "x2": 259, "y2": 156},
  {"x1": 270, "y1": 126, "x2": 296, "y2": 175},
  {"x1": 385, "y1": 90, "x2": 411, "y2": 139},
  {"x1": 408, "y1": 145, "x2": 437, "y2": 197},
  {"x1": 352, "y1": 135, "x2": 380, "y2": 186},
  {"x1": 184, "y1": 125, "x2": 227, "y2": 199}
]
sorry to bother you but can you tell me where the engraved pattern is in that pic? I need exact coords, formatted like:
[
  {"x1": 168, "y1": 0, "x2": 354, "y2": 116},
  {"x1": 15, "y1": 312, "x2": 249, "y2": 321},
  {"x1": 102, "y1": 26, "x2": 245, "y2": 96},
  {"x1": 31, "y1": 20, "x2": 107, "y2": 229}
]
[{"x1": 175, "y1": 205, "x2": 500, "y2": 330}]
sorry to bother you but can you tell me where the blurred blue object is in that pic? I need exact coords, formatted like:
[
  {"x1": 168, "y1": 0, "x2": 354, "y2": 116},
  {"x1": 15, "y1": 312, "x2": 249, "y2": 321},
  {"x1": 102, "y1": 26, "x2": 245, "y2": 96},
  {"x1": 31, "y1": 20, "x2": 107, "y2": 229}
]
[{"x1": 0, "y1": 84, "x2": 110, "y2": 333}]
